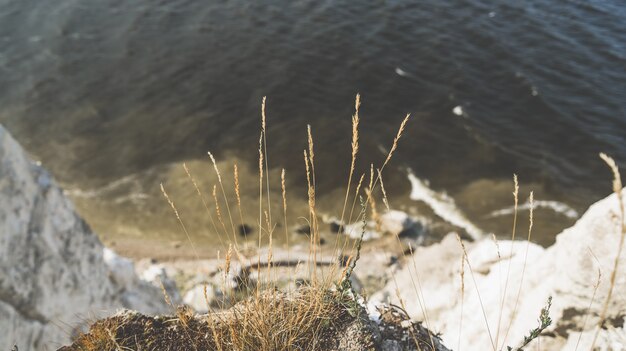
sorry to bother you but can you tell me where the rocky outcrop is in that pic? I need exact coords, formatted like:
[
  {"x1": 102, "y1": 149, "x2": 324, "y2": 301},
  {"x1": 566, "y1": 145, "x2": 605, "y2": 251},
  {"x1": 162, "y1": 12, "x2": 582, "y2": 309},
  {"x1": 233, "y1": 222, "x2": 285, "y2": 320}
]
[
  {"x1": 0, "y1": 126, "x2": 172, "y2": 351},
  {"x1": 374, "y1": 189, "x2": 626, "y2": 350}
]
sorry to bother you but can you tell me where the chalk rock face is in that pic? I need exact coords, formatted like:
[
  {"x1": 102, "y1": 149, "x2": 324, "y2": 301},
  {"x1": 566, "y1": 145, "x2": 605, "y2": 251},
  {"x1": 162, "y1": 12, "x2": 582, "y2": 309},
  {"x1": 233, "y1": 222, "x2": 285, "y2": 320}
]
[
  {"x1": 0, "y1": 126, "x2": 171, "y2": 351},
  {"x1": 375, "y1": 189, "x2": 626, "y2": 350}
]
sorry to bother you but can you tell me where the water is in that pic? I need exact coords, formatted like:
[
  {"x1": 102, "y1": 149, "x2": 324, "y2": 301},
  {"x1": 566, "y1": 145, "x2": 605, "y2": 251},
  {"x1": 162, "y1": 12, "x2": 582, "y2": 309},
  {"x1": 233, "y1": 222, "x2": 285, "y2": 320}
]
[{"x1": 1, "y1": 0, "x2": 624, "y2": 256}]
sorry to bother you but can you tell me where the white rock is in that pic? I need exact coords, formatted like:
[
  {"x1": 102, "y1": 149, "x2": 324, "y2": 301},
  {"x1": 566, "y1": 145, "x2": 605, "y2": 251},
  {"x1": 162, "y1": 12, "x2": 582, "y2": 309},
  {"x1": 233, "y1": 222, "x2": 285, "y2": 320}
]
[
  {"x1": 140, "y1": 263, "x2": 167, "y2": 283},
  {"x1": 374, "y1": 189, "x2": 626, "y2": 350},
  {"x1": 0, "y1": 125, "x2": 171, "y2": 351},
  {"x1": 366, "y1": 301, "x2": 382, "y2": 325},
  {"x1": 183, "y1": 284, "x2": 221, "y2": 313},
  {"x1": 139, "y1": 263, "x2": 182, "y2": 305},
  {"x1": 379, "y1": 210, "x2": 411, "y2": 236},
  {"x1": 103, "y1": 247, "x2": 136, "y2": 287}
]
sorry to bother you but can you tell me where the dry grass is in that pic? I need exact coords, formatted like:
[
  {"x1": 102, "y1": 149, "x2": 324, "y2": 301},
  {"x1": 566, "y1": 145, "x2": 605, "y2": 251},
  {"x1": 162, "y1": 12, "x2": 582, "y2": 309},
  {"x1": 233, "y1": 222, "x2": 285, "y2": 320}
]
[
  {"x1": 590, "y1": 153, "x2": 625, "y2": 350},
  {"x1": 574, "y1": 250, "x2": 602, "y2": 351},
  {"x1": 212, "y1": 288, "x2": 342, "y2": 351},
  {"x1": 455, "y1": 233, "x2": 496, "y2": 351},
  {"x1": 65, "y1": 288, "x2": 351, "y2": 351},
  {"x1": 495, "y1": 175, "x2": 519, "y2": 349},
  {"x1": 453, "y1": 153, "x2": 624, "y2": 351},
  {"x1": 457, "y1": 253, "x2": 465, "y2": 351},
  {"x1": 137, "y1": 95, "x2": 414, "y2": 350},
  {"x1": 65, "y1": 94, "x2": 607, "y2": 351},
  {"x1": 503, "y1": 191, "x2": 535, "y2": 347}
]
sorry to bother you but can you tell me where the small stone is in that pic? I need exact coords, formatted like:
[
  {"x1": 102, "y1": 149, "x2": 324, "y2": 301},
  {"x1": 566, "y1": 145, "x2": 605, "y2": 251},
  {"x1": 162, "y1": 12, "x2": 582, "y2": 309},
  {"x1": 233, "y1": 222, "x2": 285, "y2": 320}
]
[
  {"x1": 183, "y1": 284, "x2": 222, "y2": 313},
  {"x1": 329, "y1": 221, "x2": 344, "y2": 234},
  {"x1": 238, "y1": 224, "x2": 253, "y2": 237}
]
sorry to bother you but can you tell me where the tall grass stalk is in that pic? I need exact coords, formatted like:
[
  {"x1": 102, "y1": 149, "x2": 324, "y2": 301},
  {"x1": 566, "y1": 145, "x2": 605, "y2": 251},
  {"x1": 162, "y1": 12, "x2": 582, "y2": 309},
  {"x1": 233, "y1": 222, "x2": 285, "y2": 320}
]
[
  {"x1": 406, "y1": 243, "x2": 437, "y2": 350},
  {"x1": 261, "y1": 97, "x2": 273, "y2": 245},
  {"x1": 458, "y1": 254, "x2": 466, "y2": 351},
  {"x1": 257, "y1": 131, "x2": 264, "y2": 287},
  {"x1": 208, "y1": 151, "x2": 237, "y2": 241},
  {"x1": 306, "y1": 125, "x2": 321, "y2": 281},
  {"x1": 233, "y1": 163, "x2": 243, "y2": 247},
  {"x1": 378, "y1": 168, "x2": 390, "y2": 212},
  {"x1": 183, "y1": 163, "x2": 227, "y2": 248},
  {"x1": 281, "y1": 168, "x2": 293, "y2": 289},
  {"x1": 590, "y1": 153, "x2": 625, "y2": 350},
  {"x1": 456, "y1": 233, "x2": 496, "y2": 351},
  {"x1": 160, "y1": 183, "x2": 201, "y2": 260},
  {"x1": 574, "y1": 249, "x2": 602, "y2": 351},
  {"x1": 502, "y1": 192, "x2": 534, "y2": 348},
  {"x1": 338, "y1": 94, "x2": 360, "y2": 234},
  {"x1": 212, "y1": 184, "x2": 230, "y2": 239},
  {"x1": 496, "y1": 175, "x2": 519, "y2": 349}
]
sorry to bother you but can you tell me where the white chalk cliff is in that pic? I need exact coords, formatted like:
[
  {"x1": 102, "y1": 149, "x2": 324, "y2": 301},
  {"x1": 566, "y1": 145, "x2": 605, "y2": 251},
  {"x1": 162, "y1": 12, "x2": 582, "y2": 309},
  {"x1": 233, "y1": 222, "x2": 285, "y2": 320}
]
[
  {"x1": 0, "y1": 125, "x2": 172, "y2": 351},
  {"x1": 375, "y1": 188, "x2": 626, "y2": 350}
]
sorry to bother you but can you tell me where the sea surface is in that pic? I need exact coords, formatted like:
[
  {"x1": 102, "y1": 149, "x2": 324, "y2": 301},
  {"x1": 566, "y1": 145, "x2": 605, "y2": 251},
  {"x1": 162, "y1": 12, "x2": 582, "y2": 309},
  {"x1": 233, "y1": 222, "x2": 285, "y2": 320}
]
[{"x1": 1, "y1": 0, "x2": 624, "y2": 256}]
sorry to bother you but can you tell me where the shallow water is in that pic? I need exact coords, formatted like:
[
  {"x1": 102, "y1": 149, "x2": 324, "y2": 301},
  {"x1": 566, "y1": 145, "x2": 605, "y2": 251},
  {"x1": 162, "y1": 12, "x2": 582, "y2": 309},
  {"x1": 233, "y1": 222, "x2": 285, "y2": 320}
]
[{"x1": 1, "y1": 0, "x2": 624, "y2": 255}]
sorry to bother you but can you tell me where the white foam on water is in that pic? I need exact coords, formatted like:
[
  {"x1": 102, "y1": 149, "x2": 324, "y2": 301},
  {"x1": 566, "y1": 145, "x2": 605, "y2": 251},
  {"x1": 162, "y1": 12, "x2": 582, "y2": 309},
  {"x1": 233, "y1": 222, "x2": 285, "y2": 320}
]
[
  {"x1": 407, "y1": 170, "x2": 484, "y2": 240},
  {"x1": 488, "y1": 199, "x2": 579, "y2": 219},
  {"x1": 113, "y1": 193, "x2": 150, "y2": 204},
  {"x1": 452, "y1": 105, "x2": 464, "y2": 116},
  {"x1": 64, "y1": 173, "x2": 149, "y2": 205},
  {"x1": 64, "y1": 174, "x2": 139, "y2": 198},
  {"x1": 395, "y1": 67, "x2": 409, "y2": 77}
]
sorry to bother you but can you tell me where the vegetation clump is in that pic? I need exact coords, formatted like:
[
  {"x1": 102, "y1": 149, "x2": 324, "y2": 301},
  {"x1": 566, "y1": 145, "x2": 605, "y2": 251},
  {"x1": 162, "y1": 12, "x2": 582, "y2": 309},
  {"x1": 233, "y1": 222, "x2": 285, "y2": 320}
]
[
  {"x1": 59, "y1": 287, "x2": 448, "y2": 351},
  {"x1": 55, "y1": 95, "x2": 578, "y2": 351}
]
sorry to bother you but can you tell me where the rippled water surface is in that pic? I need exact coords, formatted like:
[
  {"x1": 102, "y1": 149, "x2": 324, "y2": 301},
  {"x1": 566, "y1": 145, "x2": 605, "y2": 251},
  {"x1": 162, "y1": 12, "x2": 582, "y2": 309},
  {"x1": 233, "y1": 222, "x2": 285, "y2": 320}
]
[{"x1": 1, "y1": 0, "x2": 624, "y2": 256}]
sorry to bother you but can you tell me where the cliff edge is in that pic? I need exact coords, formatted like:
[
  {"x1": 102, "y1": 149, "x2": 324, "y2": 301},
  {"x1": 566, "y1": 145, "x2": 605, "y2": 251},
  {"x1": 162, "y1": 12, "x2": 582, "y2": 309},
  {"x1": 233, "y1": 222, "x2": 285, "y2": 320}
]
[{"x1": 0, "y1": 126, "x2": 171, "y2": 350}]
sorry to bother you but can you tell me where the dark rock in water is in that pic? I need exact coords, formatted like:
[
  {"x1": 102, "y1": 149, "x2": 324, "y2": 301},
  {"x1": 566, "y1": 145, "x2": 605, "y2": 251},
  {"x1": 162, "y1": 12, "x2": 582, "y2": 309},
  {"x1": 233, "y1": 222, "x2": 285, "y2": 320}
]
[
  {"x1": 397, "y1": 221, "x2": 424, "y2": 239},
  {"x1": 329, "y1": 221, "x2": 344, "y2": 234},
  {"x1": 238, "y1": 224, "x2": 253, "y2": 237},
  {"x1": 294, "y1": 224, "x2": 311, "y2": 235},
  {"x1": 457, "y1": 230, "x2": 475, "y2": 242}
]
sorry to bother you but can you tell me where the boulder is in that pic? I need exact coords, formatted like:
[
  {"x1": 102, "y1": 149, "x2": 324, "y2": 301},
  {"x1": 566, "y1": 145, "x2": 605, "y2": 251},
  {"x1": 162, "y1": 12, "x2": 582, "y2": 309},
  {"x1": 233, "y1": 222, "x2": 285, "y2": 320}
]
[
  {"x1": 138, "y1": 262, "x2": 182, "y2": 305},
  {"x1": 0, "y1": 125, "x2": 171, "y2": 351},
  {"x1": 183, "y1": 283, "x2": 223, "y2": 312},
  {"x1": 374, "y1": 189, "x2": 626, "y2": 350}
]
